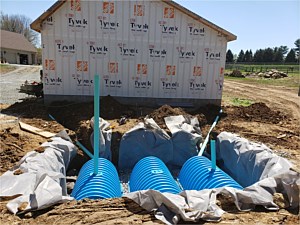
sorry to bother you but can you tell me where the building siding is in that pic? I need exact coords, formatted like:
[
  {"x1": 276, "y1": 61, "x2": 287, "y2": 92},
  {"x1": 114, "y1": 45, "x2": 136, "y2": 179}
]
[
  {"x1": 1, "y1": 48, "x2": 36, "y2": 65},
  {"x1": 41, "y1": 0, "x2": 227, "y2": 105}
]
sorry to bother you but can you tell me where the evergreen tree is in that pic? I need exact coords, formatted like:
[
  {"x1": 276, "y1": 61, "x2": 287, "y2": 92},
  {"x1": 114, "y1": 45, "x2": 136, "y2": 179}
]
[
  {"x1": 294, "y1": 39, "x2": 300, "y2": 59},
  {"x1": 263, "y1": 48, "x2": 274, "y2": 62},
  {"x1": 237, "y1": 50, "x2": 245, "y2": 63},
  {"x1": 253, "y1": 49, "x2": 264, "y2": 62},
  {"x1": 285, "y1": 49, "x2": 296, "y2": 63},
  {"x1": 249, "y1": 50, "x2": 253, "y2": 62},
  {"x1": 273, "y1": 47, "x2": 284, "y2": 62},
  {"x1": 226, "y1": 49, "x2": 234, "y2": 63},
  {"x1": 244, "y1": 50, "x2": 251, "y2": 62},
  {"x1": 279, "y1": 46, "x2": 288, "y2": 56}
]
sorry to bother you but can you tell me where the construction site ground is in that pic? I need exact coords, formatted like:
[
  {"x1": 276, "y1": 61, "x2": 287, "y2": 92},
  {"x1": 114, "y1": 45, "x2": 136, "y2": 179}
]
[{"x1": 0, "y1": 66, "x2": 299, "y2": 224}]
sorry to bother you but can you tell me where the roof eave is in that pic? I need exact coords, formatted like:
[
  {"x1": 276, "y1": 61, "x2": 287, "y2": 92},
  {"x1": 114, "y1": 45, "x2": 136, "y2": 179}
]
[
  {"x1": 30, "y1": 0, "x2": 66, "y2": 32},
  {"x1": 163, "y1": 0, "x2": 237, "y2": 42},
  {"x1": 1, "y1": 46, "x2": 37, "y2": 53}
]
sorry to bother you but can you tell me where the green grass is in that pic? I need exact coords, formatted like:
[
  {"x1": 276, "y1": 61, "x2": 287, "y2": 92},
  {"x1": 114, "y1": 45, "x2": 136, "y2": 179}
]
[
  {"x1": 225, "y1": 72, "x2": 300, "y2": 88},
  {"x1": 0, "y1": 64, "x2": 17, "y2": 74},
  {"x1": 226, "y1": 63, "x2": 299, "y2": 73},
  {"x1": 231, "y1": 98, "x2": 254, "y2": 107},
  {"x1": 225, "y1": 64, "x2": 300, "y2": 88}
]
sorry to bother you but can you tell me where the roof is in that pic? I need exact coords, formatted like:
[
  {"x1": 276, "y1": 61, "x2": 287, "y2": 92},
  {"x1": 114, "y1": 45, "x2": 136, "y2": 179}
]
[
  {"x1": 31, "y1": 0, "x2": 236, "y2": 42},
  {"x1": 0, "y1": 30, "x2": 37, "y2": 53}
]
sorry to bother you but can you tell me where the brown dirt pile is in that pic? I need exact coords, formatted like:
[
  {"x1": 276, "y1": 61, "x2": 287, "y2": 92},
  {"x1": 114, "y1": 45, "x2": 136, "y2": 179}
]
[
  {"x1": 226, "y1": 102, "x2": 287, "y2": 124},
  {"x1": 0, "y1": 97, "x2": 299, "y2": 224}
]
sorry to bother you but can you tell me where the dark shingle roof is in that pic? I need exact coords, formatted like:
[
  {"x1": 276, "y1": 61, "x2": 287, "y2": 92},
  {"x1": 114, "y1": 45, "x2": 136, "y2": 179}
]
[{"x1": 0, "y1": 30, "x2": 37, "y2": 53}]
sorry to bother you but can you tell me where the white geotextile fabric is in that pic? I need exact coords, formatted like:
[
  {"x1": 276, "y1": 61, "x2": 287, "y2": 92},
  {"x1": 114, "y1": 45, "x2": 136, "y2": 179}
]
[
  {"x1": 216, "y1": 132, "x2": 293, "y2": 187},
  {"x1": 118, "y1": 118, "x2": 173, "y2": 170},
  {"x1": 0, "y1": 130, "x2": 77, "y2": 214},
  {"x1": 164, "y1": 115, "x2": 202, "y2": 167},
  {"x1": 90, "y1": 117, "x2": 112, "y2": 160},
  {"x1": 126, "y1": 132, "x2": 300, "y2": 224},
  {"x1": 119, "y1": 116, "x2": 201, "y2": 170}
]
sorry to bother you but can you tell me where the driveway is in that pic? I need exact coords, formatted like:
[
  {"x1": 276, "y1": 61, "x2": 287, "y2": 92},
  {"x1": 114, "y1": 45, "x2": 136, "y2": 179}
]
[{"x1": 0, "y1": 65, "x2": 42, "y2": 104}]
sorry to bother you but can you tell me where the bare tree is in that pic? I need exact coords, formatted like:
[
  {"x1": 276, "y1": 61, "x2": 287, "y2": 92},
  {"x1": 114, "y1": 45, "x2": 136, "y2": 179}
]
[{"x1": 0, "y1": 11, "x2": 39, "y2": 46}]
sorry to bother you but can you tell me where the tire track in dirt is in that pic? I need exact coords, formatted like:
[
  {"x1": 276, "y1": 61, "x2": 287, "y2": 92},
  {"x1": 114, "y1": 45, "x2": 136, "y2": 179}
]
[{"x1": 223, "y1": 80, "x2": 300, "y2": 121}]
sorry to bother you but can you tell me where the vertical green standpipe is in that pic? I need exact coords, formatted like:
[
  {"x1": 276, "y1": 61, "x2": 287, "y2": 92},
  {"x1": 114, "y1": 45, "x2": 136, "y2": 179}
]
[
  {"x1": 211, "y1": 140, "x2": 216, "y2": 171},
  {"x1": 94, "y1": 74, "x2": 100, "y2": 175}
]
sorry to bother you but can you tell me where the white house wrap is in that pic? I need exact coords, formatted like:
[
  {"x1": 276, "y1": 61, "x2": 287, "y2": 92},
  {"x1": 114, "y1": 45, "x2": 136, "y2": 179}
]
[{"x1": 31, "y1": 0, "x2": 236, "y2": 106}]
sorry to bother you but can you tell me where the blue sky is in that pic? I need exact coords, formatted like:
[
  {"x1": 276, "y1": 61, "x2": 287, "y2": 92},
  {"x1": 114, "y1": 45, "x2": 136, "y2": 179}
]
[{"x1": 1, "y1": 0, "x2": 299, "y2": 55}]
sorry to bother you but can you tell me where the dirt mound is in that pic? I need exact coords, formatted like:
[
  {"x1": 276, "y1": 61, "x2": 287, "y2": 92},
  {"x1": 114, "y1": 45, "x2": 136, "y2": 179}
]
[
  {"x1": 0, "y1": 198, "x2": 162, "y2": 225},
  {"x1": 0, "y1": 125, "x2": 46, "y2": 174},
  {"x1": 192, "y1": 104, "x2": 222, "y2": 126},
  {"x1": 101, "y1": 96, "x2": 132, "y2": 119},
  {"x1": 1, "y1": 98, "x2": 48, "y2": 119},
  {"x1": 227, "y1": 102, "x2": 287, "y2": 124},
  {"x1": 225, "y1": 70, "x2": 245, "y2": 78},
  {"x1": 147, "y1": 105, "x2": 188, "y2": 128},
  {"x1": 48, "y1": 96, "x2": 131, "y2": 130},
  {"x1": 1, "y1": 96, "x2": 299, "y2": 224}
]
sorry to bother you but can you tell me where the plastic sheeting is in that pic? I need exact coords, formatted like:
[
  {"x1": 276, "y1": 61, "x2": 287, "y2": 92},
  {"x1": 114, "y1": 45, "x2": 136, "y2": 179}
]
[
  {"x1": 118, "y1": 118, "x2": 173, "y2": 170},
  {"x1": 0, "y1": 130, "x2": 77, "y2": 214},
  {"x1": 165, "y1": 116, "x2": 202, "y2": 167},
  {"x1": 126, "y1": 132, "x2": 299, "y2": 224},
  {"x1": 90, "y1": 117, "x2": 112, "y2": 160},
  {"x1": 216, "y1": 132, "x2": 293, "y2": 187},
  {"x1": 118, "y1": 116, "x2": 202, "y2": 170}
]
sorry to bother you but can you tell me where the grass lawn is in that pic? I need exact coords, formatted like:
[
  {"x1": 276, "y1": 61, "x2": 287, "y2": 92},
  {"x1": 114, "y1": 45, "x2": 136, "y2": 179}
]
[
  {"x1": 0, "y1": 64, "x2": 17, "y2": 74},
  {"x1": 224, "y1": 72, "x2": 300, "y2": 88},
  {"x1": 225, "y1": 63, "x2": 300, "y2": 89},
  {"x1": 226, "y1": 63, "x2": 299, "y2": 73}
]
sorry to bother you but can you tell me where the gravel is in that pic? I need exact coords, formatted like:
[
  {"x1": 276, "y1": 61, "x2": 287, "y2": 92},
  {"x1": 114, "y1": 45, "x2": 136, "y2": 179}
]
[{"x1": 0, "y1": 65, "x2": 42, "y2": 105}]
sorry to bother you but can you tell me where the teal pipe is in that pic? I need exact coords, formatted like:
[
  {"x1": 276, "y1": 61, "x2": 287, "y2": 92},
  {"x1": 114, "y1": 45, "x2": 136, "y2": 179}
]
[
  {"x1": 76, "y1": 141, "x2": 93, "y2": 159},
  {"x1": 210, "y1": 140, "x2": 216, "y2": 171},
  {"x1": 94, "y1": 74, "x2": 100, "y2": 175}
]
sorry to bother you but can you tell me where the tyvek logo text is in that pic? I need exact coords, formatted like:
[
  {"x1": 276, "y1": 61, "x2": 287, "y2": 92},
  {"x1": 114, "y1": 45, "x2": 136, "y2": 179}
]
[
  {"x1": 68, "y1": 18, "x2": 88, "y2": 28},
  {"x1": 119, "y1": 46, "x2": 138, "y2": 57},
  {"x1": 55, "y1": 41, "x2": 75, "y2": 56},
  {"x1": 189, "y1": 81, "x2": 206, "y2": 91},
  {"x1": 205, "y1": 48, "x2": 221, "y2": 61},
  {"x1": 89, "y1": 43, "x2": 108, "y2": 57},
  {"x1": 135, "y1": 80, "x2": 151, "y2": 89},
  {"x1": 188, "y1": 23, "x2": 205, "y2": 38},
  {"x1": 177, "y1": 47, "x2": 195, "y2": 62},
  {"x1": 104, "y1": 78, "x2": 122, "y2": 88},
  {"x1": 149, "y1": 46, "x2": 167, "y2": 61},
  {"x1": 161, "y1": 81, "x2": 179, "y2": 90},
  {"x1": 130, "y1": 20, "x2": 149, "y2": 33},
  {"x1": 44, "y1": 73, "x2": 62, "y2": 86}
]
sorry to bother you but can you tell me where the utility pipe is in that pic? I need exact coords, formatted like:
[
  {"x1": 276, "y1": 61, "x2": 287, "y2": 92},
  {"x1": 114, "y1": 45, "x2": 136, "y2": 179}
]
[
  {"x1": 210, "y1": 140, "x2": 216, "y2": 171},
  {"x1": 93, "y1": 74, "x2": 100, "y2": 175},
  {"x1": 76, "y1": 141, "x2": 93, "y2": 159}
]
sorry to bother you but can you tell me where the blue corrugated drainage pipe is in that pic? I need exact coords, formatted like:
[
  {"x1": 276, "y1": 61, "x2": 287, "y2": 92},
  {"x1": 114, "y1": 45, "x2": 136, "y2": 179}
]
[
  {"x1": 129, "y1": 156, "x2": 181, "y2": 194},
  {"x1": 178, "y1": 156, "x2": 243, "y2": 190},
  {"x1": 72, "y1": 158, "x2": 121, "y2": 200}
]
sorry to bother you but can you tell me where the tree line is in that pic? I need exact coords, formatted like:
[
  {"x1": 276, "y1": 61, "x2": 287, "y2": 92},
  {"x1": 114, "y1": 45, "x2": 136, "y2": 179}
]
[
  {"x1": 226, "y1": 39, "x2": 300, "y2": 64},
  {"x1": 0, "y1": 11, "x2": 39, "y2": 46}
]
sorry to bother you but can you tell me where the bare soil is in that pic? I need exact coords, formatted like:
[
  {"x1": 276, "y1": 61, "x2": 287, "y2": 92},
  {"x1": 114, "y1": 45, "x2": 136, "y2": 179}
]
[{"x1": 0, "y1": 79, "x2": 299, "y2": 224}]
